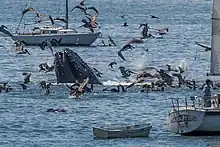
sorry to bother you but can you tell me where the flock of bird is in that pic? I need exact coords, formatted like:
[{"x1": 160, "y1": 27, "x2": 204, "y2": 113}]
[{"x1": 0, "y1": 0, "x2": 214, "y2": 112}]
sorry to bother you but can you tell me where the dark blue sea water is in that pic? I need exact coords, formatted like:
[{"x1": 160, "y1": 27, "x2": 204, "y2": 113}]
[{"x1": 0, "y1": 0, "x2": 219, "y2": 146}]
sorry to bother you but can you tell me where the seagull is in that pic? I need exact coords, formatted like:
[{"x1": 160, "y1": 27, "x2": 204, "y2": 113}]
[{"x1": 108, "y1": 61, "x2": 117, "y2": 68}]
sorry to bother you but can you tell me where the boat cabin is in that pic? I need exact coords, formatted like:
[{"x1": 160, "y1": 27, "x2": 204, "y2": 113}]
[{"x1": 40, "y1": 26, "x2": 76, "y2": 35}]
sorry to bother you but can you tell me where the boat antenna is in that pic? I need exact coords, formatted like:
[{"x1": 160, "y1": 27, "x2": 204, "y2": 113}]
[{"x1": 65, "y1": 0, "x2": 68, "y2": 29}]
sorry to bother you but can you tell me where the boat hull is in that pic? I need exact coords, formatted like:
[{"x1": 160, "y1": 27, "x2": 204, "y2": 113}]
[
  {"x1": 12, "y1": 32, "x2": 100, "y2": 46},
  {"x1": 93, "y1": 123, "x2": 152, "y2": 139},
  {"x1": 167, "y1": 108, "x2": 220, "y2": 136}
]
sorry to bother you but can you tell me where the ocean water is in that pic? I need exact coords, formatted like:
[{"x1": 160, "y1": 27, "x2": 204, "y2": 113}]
[{"x1": 0, "y1": 0, "x2": 218, "y2": 146}]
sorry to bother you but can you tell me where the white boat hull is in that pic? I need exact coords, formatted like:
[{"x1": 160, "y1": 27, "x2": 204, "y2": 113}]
[
  {"x1": 93, "y1": 123, "x2": 152, "y2": 139},
  {"x1": 167, "y1": 108, "x2": 220, "y2": 135},
  {"x1": 12, "y1": 32, "x2": 100, "y2": 46}
]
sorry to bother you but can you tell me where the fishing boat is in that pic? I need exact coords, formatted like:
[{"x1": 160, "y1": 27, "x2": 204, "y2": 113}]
[
  {"x1": 93, "y1": 123, "x2": 152, "y2": 139},
  {"x1": 0, "y1": 0, "x2": 100, "y2": 46},
  {"x1": 167, "y1": 0, "x2": 220, "y2": 136}
]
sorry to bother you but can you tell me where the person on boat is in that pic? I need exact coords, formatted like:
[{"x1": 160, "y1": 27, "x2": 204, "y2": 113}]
[{"x1": 202, "y1": 79, "x2": 212, "y2": 107}]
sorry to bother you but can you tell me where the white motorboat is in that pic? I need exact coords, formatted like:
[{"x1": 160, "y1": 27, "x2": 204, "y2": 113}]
[
  {"x1": 93, "y1": 123, "x2": 152, "y2": 139},
  {"x1": 167, "y1": 0, "x2": 220, "y2": 136},
  {"x1": 0, "y1": 0, "x2": 100, "y2": 46}
]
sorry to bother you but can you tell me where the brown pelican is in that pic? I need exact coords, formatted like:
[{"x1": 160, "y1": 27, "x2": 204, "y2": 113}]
[{"x1": 118, "y1": 66, "x2": 136, "y2": 78}]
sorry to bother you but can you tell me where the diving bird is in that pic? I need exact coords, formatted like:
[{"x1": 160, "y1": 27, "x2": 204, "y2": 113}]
[
  {"x1": 166, "y1": 64, "x2": 178, "y2": 72},
  {"x1": 139, "y1": 23, "x2": 149, "y2": 39},
  {"x1": 108, "y1": 61, "x2": 117, "y2": 68},
  {"x1": 117, "y1": 38, "x2": 142, "y2": 61},
  {"x1": 38, "y1": 38, "x2": 62, "y2": 56},
  {"x1": 49, "y1": 15, "x2": 54, "y2": 25},
  {"x1": 172, "y1": 73, "x2": 185, "y2": 86},
  {"x1": 22, "y1": 73, "x2": 31, "y2": 84},
  {"x1": 108, "y1": 36, "x2": 116, "y2": 46},
  {"x1": 117, "y1": 43, "x2": 135, "y2": 61},
  {"x1": 178, "y1": 66, "x2": 184, "y2": 74}
]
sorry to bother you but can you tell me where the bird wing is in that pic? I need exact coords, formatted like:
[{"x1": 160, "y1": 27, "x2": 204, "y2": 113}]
[
  {"x1": 139, "y1": 24, "x2": 145, "y2": 28},
  {"x1": 108, "y1": 36, "x2": 116, "y2": 46},
  {"x1": 85, "y1": 16, "x2": 91, "y2": 22},
  {"x1": 54, "y1": 18, "x2": 67, "y2": 23},
  {"x1": 118, "y1": 50, "x2": 126, "y2": 61},
  {"x1": 38, "y1": 41, "x2": 46, "y2": 50},
  {"x1": 71, "y1": 5, "x2": 85, "y2": 12},
  {"x1": 78, "y1": 77, "x2": 90, "y2": 92},
  {"x1": 178, "y1": 66, "x2": 184, "y2": 73},
  {"x1": 22, "y1": 7, "x2": 36, "y2": 15},
  {"x1": 87, "y1": 7, "x2": 99, "y2": 14},
  {"x1": 195, "y1": 42, "x2": 211, "y2": 51},
  {"x1": 49, "y1": 15, "x2": 54, "y2": 25}
]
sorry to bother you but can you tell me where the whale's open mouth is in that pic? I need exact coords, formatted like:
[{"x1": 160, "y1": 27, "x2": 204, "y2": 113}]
[{"x1": 54, "y1": 48, "x2": 102, "y2": 85}]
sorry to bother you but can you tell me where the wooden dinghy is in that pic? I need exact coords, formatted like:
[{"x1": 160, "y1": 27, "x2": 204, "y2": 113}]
[{"x1": 93, "y1": 123, "x2": 152, "y2": 139}]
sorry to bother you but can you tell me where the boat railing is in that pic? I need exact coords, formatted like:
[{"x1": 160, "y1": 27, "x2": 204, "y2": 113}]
[
  {"x1": 170, "y1": 94, "x2": 220, "y2": 112},
  {"x1": 169, "y1": 97, "x2": 202, "y2": 112}
]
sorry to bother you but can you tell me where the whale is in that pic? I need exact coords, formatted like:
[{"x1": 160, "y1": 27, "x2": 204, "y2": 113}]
[{"x1": 54, "y1": 48, "x2": 102, "y2": 85}]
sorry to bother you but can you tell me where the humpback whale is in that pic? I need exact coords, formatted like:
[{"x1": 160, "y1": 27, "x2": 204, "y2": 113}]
[{"x1": 54, "y1": 48, "x2": 102, "y2": 85}]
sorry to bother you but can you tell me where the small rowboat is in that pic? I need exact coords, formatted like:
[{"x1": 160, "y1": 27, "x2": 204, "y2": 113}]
[{"x1": 93, "y1": 123, "x2": 152, "y2": 139}]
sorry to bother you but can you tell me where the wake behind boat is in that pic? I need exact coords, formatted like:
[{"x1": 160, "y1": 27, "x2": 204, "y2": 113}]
[{"x1": 0, "y1": 0, "x2": 100, "y2": 46}]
